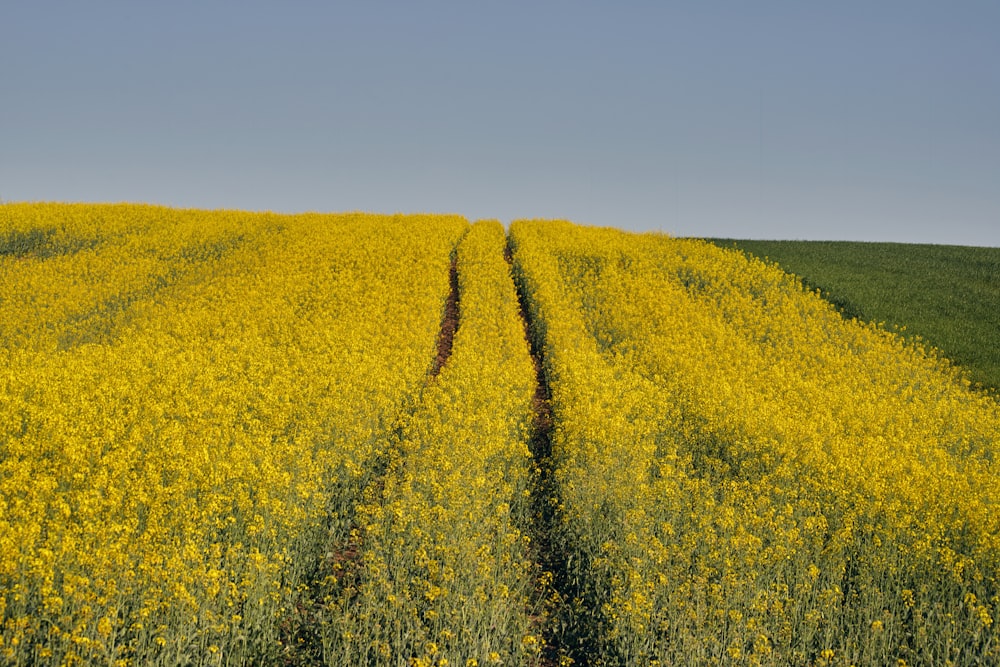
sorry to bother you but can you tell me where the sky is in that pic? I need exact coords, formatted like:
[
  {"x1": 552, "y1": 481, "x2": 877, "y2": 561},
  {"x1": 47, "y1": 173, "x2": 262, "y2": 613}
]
[{"x1": 3, "y1": 1, "x2": 999, "y2": 246}]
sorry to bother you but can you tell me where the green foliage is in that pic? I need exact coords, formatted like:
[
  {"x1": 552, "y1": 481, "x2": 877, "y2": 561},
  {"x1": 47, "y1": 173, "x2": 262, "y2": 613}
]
[
  {"x1": 0, "y1": 228, "x2": 53, "y2": 256},
  {"x1": 0, "y1": 227, "x2": 99, "y2": 258},
  {"x1": 709, "y1": 239, "x2": 1000, "y2": 392}
]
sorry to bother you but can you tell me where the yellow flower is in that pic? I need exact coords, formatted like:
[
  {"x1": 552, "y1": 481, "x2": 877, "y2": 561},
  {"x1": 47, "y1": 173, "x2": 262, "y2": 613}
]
[{"x1": 96, "y1": 617, "x2": 113, "y2": 637}]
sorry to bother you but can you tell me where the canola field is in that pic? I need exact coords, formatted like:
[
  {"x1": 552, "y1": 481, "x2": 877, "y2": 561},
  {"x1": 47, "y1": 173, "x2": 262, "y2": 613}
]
[{"x1": 1, "y1": 204, "x2": 998, "y2": 666}]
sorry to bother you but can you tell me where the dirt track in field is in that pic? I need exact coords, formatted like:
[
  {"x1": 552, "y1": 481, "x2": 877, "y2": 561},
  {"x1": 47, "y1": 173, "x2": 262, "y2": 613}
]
[{"x1": 431, "y1": 254, "x2": 460, "y2": 377}]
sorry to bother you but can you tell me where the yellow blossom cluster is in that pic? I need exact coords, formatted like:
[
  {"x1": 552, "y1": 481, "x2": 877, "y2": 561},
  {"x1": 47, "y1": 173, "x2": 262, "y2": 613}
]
[
  {"x1": 509, "y1": 219, "x2": 1000, "y2": 666},
  {"x1": 322, "y1": 221, "x2": 541, "y2": 665},
  {"x1": 1, "y1": 204, "x2": 466, "y2": 665}
]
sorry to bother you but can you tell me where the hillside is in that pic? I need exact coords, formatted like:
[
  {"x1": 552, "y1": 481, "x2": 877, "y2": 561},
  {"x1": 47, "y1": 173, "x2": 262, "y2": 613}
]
[
  {"x1": 3, "y1": 205, "x2": 999, "y2": 666},
  {"x1": 708, "y1": 239, "x2": 1000, "y2": 392}
]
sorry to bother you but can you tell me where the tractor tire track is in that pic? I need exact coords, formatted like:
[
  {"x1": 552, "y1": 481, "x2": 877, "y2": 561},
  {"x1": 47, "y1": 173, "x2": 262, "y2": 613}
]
[
  {"x1": 506, "y1": 238, "x2": 573, "y2": 667},
  {"x1": 281, "y1": 244, "x2": 464, "y2": 665},
  {"x1": 431, "y1": 251, "x2": 461, "y2": 377}
]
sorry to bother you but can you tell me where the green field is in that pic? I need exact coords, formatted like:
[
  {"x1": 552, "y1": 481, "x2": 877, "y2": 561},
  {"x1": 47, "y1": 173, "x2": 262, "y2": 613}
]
[{"x1": 708, "y1": 239, "x2": 1000, "y2": 392}]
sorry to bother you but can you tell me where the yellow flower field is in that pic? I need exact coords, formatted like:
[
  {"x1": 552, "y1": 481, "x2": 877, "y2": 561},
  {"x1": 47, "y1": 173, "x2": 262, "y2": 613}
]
[
  {"x1": 321, "y1": 220, "x2": 540, "y2": 665},
  {"x1": 1, "y1": 204, "x2": 466, "y2": 664},
  {"x1": 2, "y1": 205, "x2": 998, "y2": 665},
  {"x1": 509, "y1": 219, "x2": 1000, "y2": 666}
]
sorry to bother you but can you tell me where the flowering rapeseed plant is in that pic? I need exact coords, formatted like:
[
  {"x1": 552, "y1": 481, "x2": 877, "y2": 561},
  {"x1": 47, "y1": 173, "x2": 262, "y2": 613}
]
[
  {"x1": 322, "y1": 221, "x2": 541, "y2": 665},
  {"x1": 509, "y1": 219, "x2": 1000, "y2": 665},
  {"x1": 1, "y1": 204, "x2": 466, "y2": 664},
  {"x1": 5, "y1": 205, "x2": 997, "y2": 665}
]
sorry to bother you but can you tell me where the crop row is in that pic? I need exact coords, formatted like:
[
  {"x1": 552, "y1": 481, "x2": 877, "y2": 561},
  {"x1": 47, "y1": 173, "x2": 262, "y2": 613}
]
[
  {"x1": 1, "y1": 204, "x2": 466, "y2": 664},
  {"x1": 320, "y1": 220, "x2": 542, "y2": 665},
  {"x1": 508, "y1": 219, "x2": 1000, "y2": 666}
]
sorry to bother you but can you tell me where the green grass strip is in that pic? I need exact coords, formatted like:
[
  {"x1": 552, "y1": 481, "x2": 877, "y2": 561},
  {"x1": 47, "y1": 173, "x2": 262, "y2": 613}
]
[{"x1": 708, "y1": 240, "x2": 1000, "y2": 392}]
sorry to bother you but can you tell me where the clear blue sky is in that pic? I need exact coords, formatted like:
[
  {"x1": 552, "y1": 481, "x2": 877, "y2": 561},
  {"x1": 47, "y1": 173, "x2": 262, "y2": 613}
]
[{"x1": 3, "y1": 1, "x2": 999, "y2": 245}]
